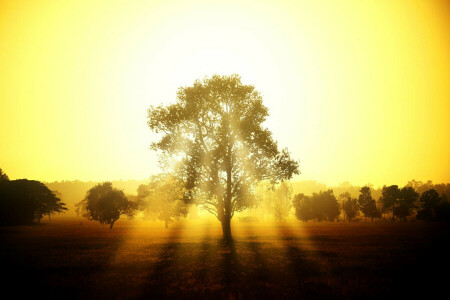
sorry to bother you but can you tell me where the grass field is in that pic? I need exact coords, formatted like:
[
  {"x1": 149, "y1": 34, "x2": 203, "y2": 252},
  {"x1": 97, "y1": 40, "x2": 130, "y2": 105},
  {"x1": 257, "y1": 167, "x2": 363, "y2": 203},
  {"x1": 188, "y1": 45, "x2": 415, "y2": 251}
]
[{"x1": 1, "y1": 218, "x2": 449, "y2": 299}]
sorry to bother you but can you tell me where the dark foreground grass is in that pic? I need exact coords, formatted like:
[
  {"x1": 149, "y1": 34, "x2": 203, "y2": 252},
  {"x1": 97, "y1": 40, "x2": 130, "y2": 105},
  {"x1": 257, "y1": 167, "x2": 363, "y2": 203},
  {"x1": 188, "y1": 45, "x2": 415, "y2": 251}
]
[{"x1": 1, "y1": 219, "x2": 449, "y2": 299}]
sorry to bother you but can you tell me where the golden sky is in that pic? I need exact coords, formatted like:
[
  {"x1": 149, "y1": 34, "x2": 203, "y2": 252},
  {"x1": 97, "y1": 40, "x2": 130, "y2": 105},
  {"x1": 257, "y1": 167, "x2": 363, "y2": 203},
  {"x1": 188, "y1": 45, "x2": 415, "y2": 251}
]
[{"x1": 1, "y1": 0, "x2": 449, "y2": 187}]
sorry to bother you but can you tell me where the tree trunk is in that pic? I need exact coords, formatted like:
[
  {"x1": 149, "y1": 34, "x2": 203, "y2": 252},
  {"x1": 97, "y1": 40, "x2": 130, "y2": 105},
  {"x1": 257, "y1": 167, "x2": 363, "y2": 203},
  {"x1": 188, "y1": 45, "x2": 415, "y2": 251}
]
[
  {"x1": 222, "y1": 142, "x2": 233, "y2": 243},
  {"x1": 165, "y1": 219, "x2": 169, "y2": 229},
  {"x1": 221, "y1": 218, "x2": 232, "y2": 243},
  {"x1": 109, "y1": 219, "x2": 116, "y2": 229}
]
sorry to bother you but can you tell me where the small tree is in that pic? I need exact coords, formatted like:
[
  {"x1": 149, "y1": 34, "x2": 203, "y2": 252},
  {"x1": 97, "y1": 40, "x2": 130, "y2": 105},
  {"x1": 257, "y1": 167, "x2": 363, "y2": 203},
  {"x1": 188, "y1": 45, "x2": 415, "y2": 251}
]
[
  {"x1": 340, "y1": 192, "x2": 359, "y2": 222},
  {"x1": 76, "y1": 182, "x2": 136, "y2": 228},
  {"x1": 395, "y1": 186, "x2": 418, "y2": 221},
  {"x1": 313, "y1": 190, "x2": 340, "y2": 222},
  {"x1": 358, "y1": 186, "x2": 380, "y2": 222},
  {"x1": 0, "y1": 168, "x2": 9, "y2": 182},
  {"x1": 273, "y1": 181, "x2": 293, "y2": 221},
  {"x1": 137, "y1": 175, "x2": 189, "y2": 228},
  {"x1": 379, "y1": 185, "x2": 401, "y2": 222},
  {"x1": 293, "y1": 193, "x2": 314, "y2": 222},
  {"x1": 416, "y1": 189, "x2": 441, "y2": 221}
]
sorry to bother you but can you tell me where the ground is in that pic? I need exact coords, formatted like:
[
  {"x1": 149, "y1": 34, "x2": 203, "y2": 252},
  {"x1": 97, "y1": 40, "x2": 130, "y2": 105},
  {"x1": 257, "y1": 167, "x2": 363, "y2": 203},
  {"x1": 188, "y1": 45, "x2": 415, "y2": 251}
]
[{"x1": 1, "y1": 218, "x2": 449, "y2": 299}]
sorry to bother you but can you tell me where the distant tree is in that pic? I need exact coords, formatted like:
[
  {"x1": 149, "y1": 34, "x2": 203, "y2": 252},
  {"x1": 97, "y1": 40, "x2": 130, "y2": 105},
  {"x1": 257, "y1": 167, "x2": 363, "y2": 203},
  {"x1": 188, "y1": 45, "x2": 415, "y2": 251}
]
[
  {"x1": 379, "y1": 185, "x2": 418, "y2": 222},
  {"x1": 0, "y1": 179, "x2": 67, "y2": 225},
  {"x1": 76, "y1": 182, "x2": 136, "y2": 228},
  {"x1": 293, "y1": 193, "x2": 314, "y2": 222},
  {"x1": 396, "y1": 187, "x2": 418, "y2": 221},
  {"x1": 358, "y1": 186, "x2": 380, "y2": 222},
  {"x1": 147, "y1": 74, "x2": 299, "y2": 241},
  {"x1": 340, "y1": 192, "x2": 359, "y2": 222},
  {"x1": 312, "y1": 190, "x2": 340, "y2": 222},
  {"x1": 137, "y1": 175, "x2": 189, "y2": 228},
  {"x1": 435, "y1": 195, "x2": 450, "y2": 222},
  {"x1": 416, "y1": 189, "x2": 440, "y2": 221},
  {"x1": 273, "y1": 181, "x2": 293, "y2": 221},
  {"x1": 0, "y1": 168, "x2": 9, "y2": 182},
  {"x1": 379, "y1": 185, "x2": 401, "y2": 222},
  {"x1": 255, "y1": 181, "x2": 273, "y2": 221}
]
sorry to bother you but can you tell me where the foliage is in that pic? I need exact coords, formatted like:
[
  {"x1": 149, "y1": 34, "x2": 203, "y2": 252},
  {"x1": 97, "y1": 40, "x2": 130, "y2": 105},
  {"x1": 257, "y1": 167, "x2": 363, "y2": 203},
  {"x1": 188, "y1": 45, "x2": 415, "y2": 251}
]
[
  {"x1": 340, "y1": 192, "x2": 359, "y2": 221},
  {"x1": 137, "y1": 175, "x2": 189, "y2": 228},
  {"x1": 76, "y1": 182, "x2": 136, "y2": 228},
  {"x1": 293, "y1": 190, "x2": 340, "y2": 222},
  {"x1": 273, "y1": 181, "x2": 293, "y2": 221},
  {"x1": 147, "y1": 74, "x2": 299, "y2": 239},
  {"x1": 0, "y1": 168, "x2": 9, "y2": 182},
  {"x1": 292, "y1": 193, "x2": 314, "y2": 222},
  {"x1": 358, "y1": 186, "x2": 380, "y2": 221},
  {"x1": 0, "y1": 179, "x2": 67, "y2": 225},
  {"x1": 416, "y1": 189, "x2": 450, "y2": 221},
  {"x1": 379, "y1": 185, "x2": 418, "y2": 221}
]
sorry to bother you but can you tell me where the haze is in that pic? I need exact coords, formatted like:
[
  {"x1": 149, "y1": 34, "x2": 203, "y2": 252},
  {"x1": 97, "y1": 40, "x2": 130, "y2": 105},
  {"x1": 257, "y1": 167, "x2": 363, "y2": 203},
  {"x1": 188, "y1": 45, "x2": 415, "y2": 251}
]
[{"x1": 1, "y1": 0, "x2": 449, "y2": 186}]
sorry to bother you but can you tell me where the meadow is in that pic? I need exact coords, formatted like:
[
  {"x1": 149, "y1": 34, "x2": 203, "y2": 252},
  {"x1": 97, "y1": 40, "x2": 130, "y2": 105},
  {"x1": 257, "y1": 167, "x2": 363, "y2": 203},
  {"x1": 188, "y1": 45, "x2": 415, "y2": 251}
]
[{"x1": 1, "y1": 218, "x2": 448, "y2": 299}]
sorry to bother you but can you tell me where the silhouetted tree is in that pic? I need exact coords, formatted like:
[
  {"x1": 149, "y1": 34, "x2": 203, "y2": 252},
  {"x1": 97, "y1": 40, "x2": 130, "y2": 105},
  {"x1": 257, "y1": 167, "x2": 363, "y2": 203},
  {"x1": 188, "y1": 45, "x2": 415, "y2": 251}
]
[
  {"x1": 137, "y1": 175, "x2": 189, "y2": 228},
  {"x1": 147, "y1": 74, "x2": 299, "y2": 241},
  {"x1": 416, "y1": 189, "x2": 440, "y2": 221},
  {"x1": 379, "y1": 185, "x2": 418, "y2": 221},
  {"x1": 340, "y1": 192, "x2": 359, "y2": 221},
  {"x1": 358, "y1": 186, "x2": 380, "y2": 222},
  {"x1": 76, "y1": 182, "x2": 136, "y2": 228},
  {"x1": 293, "y1": 193, "x2": 314, "y2": 222},
  {"x1": 0, "y1": 179, "x2": 67, "y2": 225},
  {"x1": 435, "y1": 195, "x2": 450, "y2": 222},
  {"x1": 0, "y1": 168, "x2": 9, "y2": 182},
  {"x1": 379, "y1": 185, "x2": 401, "y2": 222},
  {"x1": 416, "y1": 189, "x2": 450, "y2": 221},
  {"x1": 395, "y1": 187, "x2": 418, "y2": 221},
  {"x1": 311, "y1": 190, "x2": 340, "y2": 221}
]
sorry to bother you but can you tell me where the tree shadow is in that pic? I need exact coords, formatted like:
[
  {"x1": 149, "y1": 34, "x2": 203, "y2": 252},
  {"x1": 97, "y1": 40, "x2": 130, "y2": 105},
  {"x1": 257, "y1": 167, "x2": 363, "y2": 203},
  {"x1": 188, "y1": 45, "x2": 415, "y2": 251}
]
[
  {"x1": 140, "y1": 226, "x2": 185, "y2": 299},
  {"x1": 1, "y1": 224, "x2": 127, "y2": 299},
  {"x1": 277, "y1": 224, "x2": 339, "y2": 299}
]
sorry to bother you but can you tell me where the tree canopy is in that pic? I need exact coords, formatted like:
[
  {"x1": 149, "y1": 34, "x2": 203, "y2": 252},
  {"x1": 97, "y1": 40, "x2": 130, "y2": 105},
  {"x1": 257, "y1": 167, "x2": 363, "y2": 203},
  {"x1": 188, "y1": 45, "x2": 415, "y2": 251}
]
[
  {"x1": 293, "y1": 190, "x2": 340, "y2": 222},
  {"x1": 76, "y1": 182, "x2": 136, "y2": 228},
  {"x1": 340, "y1": 192, "x2": 359, "y2": 221},
  {"x1": 358, "y1": 186, "x2": 380, "y2": 222},
  {"x1": 0, "y1": 168, "x2": 9, "y2": 182},
  {"x1": 0, "y1": 179, "x2": 67, "y2": 225},
  {"x1": 148, "y1": 74, "x2": 299, "y2": 240},
  {"x1": 137, "y1": 175, "x2": 189, "y2": 228}
]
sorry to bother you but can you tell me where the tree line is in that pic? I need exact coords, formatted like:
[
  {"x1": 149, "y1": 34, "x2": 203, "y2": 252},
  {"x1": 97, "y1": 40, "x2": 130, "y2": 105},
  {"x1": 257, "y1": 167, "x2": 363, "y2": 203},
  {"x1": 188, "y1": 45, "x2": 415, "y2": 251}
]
[
  {"x1": 292, "y1": 184, "x2": 450, "y2": 222},
  {"x1": 2, "y1": 165, "x2": 450, "y2": 228}
]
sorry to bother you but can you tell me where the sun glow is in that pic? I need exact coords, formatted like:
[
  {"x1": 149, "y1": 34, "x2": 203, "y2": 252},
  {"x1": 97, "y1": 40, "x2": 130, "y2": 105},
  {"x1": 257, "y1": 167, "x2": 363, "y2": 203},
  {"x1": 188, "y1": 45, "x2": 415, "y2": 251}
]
[{"x1": 1, "y1": 0, "x2": 449, "y2": 186}]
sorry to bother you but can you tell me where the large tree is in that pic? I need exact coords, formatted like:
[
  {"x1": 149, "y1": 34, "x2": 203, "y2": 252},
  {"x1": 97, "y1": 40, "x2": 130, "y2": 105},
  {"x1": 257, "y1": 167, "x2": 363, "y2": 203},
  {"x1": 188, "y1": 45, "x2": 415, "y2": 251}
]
[
  {"x1": 76, "y1": 182, "x2": 136, "y2": 228},
  {"x1": 148, "y1": 74, "x2": 299, "y2": 241}
]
